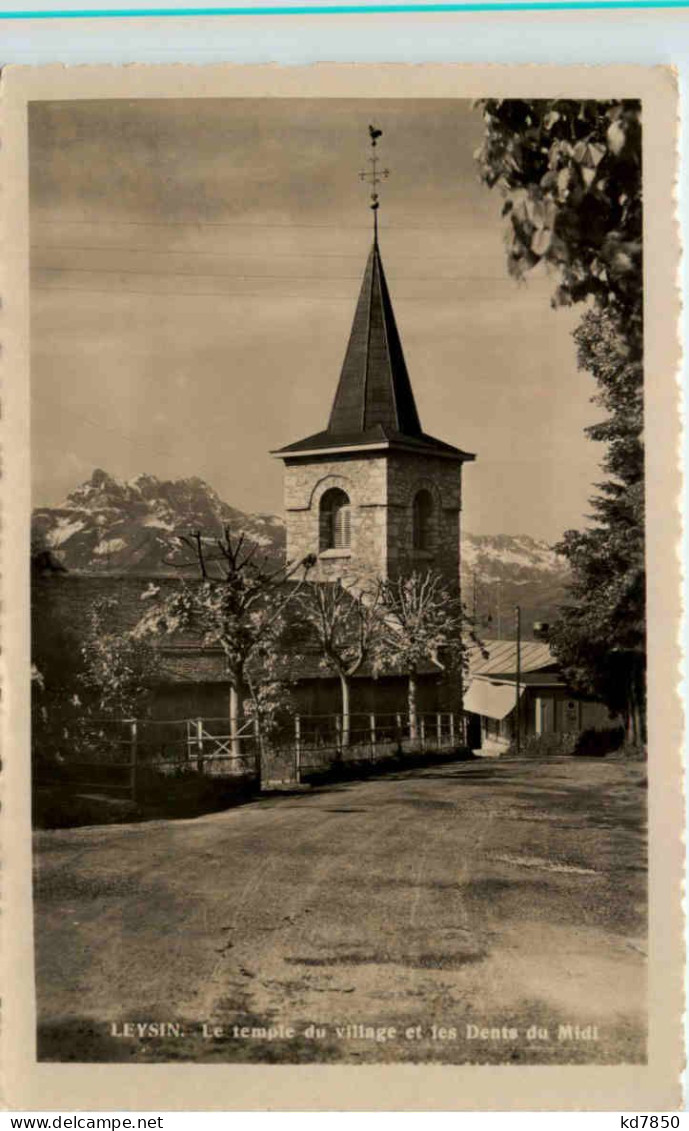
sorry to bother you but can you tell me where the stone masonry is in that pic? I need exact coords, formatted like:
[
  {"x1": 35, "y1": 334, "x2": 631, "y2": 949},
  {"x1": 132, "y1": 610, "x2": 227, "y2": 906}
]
[{"x1": 283, "y1": 449, "x2": 463, "y2": 588}]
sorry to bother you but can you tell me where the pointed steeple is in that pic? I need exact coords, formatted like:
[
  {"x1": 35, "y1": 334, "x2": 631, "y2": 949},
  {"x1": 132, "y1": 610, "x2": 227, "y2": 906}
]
[
  {"x1": 327, "y1": 238, "x2": 422, "y2": 438},
  {"x1": 274, "y1": 125, "x2": 474, "y2": 465},
  {"x1": 275, "y1": 236, "x2": 474, "y2": 463}
]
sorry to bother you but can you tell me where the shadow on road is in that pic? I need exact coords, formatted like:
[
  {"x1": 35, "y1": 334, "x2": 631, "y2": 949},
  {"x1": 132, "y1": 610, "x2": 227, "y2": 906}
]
[{"x1": 34, "y1": 748, "x2": 480, "y2": 829}]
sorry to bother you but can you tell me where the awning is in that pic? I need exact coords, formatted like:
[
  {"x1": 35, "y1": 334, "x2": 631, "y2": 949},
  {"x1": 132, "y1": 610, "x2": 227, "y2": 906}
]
[{"x1": 464, "y1": 680, "x2": 526, "y2": 721}]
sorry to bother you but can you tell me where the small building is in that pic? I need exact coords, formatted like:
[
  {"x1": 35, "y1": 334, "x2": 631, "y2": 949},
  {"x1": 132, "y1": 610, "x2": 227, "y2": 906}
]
[{"x1": 464, "y1": 639, "x2": 615, "y2": 755}]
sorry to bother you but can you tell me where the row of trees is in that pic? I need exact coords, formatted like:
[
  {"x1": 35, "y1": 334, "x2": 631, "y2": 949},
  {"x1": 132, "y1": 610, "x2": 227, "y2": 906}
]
[
  {"x1": 132, "y1": 527, "x2": 476, "y2": 751},
  {"x1": 476, "y1": 98, "x2": 645, "y2": 743},
  {"x1": 33, "y1": 529, "x2": 479, "y2": 762}
]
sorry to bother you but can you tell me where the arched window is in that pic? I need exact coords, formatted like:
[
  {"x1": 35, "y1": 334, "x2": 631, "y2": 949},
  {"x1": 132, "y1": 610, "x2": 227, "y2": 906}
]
[
  {"x1": 319, "y1": 488, "x2": 351, "y2": 552},
  {"x1": 412, "y1": 489, "x2": 434, "y2": 551}
]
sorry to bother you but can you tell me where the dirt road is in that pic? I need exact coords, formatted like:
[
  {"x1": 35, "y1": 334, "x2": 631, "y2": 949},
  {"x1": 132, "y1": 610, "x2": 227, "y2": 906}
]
[{"x1": 34, "y1": 757, "x2": 647, "y2": 1063}]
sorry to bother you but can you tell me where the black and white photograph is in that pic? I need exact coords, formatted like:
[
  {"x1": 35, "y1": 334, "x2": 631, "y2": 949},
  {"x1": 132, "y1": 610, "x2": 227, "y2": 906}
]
[{"x1": 4, "y1": 63, "x2": 680, "y2": 1108}]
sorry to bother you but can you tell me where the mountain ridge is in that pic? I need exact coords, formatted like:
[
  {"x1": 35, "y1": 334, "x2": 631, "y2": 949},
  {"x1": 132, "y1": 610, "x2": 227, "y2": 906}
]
[
  {"x1": 32, "y1": 468, "x2": 286, "y2": 576},
  {"x1": 32, "y1": 470, "x2": 571, "y2": 637}
]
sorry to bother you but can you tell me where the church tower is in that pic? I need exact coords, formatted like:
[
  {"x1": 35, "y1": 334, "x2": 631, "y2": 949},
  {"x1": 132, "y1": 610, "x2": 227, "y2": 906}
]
[{"x1": 273, "y1": 130, "x2": 475, "y2": 590}]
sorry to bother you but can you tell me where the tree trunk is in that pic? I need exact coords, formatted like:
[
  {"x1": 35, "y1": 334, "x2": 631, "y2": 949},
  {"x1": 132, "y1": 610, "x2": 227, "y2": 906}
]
[
  {"x1": 625, "y1": 678, "x2": 638, "y2": 746},
  {"x1": 633, "y1": 703, "x2": 641, "y2": 747},
  {"x1": 229, "y1": 674, "x2": 249, "y2": 764},
  {"x1": 623, "y1": 698, "x2": 632, "y2": 745},
  {"x1": 629, "y1": 677, "x2": 643, "y2": 748},
  {"x1": 229, "y1": 683, "x2": 241, "y2": 759},
  {"x1": 623, "y1": 657, "x2": 646, "y2": 748},
  {"x1": 634, "y1": 662, "x2": 646, "y2": 746},
  {"x1": 339, "y1": 672, "x2": 351, "y2": 751},
  {"x1": 408, "y1": 674, "x2": 418, "y2": 741},
  {"x1": 246, "y1": 677, "x2": 265, "y2": 788}
]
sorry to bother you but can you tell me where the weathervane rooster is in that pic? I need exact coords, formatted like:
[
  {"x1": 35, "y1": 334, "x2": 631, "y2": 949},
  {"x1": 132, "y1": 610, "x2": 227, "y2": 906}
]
[{"x1": 360, "y1": 124, "x2": 389, "y2": 229}]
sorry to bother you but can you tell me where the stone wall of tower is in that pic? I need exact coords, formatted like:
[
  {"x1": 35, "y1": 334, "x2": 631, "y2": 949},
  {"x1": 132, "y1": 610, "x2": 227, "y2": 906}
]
[
  {"x1": 386, "y1": 452, "x2": 462, "y2": 590},
  {"x1": 283, "y1": 454, "x2": 389, "y2": 584},
  {"x1": 282, "y1": 450, "x2": 464, "y2": 589}
]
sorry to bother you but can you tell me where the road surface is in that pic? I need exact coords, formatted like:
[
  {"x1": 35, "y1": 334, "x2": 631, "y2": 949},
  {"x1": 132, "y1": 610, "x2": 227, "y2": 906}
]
[{"x1": 34, "y1": 757, "x2": 647, "y2": 1063}]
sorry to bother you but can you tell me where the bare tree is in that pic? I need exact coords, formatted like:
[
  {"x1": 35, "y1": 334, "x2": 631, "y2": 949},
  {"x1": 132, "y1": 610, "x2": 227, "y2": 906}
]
[
  {"x1": 137, "y1": 527, "x2": 315, "y2": 762},
  {"x1": 296, "y1": 578, "x2": 383, "y2": 748},
  {"x1": 374, "y1": 571, "x2": 470, "y2": 741}
]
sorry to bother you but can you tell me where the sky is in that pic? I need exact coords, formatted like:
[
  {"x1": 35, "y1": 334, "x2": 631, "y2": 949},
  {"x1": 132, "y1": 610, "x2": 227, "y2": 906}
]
[{"x1": 29, "y1": 97, "x2": 603, "y2": 542}]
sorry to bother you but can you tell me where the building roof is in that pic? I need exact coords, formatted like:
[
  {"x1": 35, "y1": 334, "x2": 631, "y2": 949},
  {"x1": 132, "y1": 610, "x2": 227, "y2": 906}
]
[
  {"x1": 331, "y1": 237, "x2": 421, "y2": 437},
  {"x1": 487, "y1": 671, "x2": 565, "y2": 688},
  {"x1": 276, "y1": 424, "x2": 474, "y2": 460},
  {"x1": 464, "y1": 681, "x2": 526, "y2": 721},
  {"x1": 32, "y1": 572, "x2": 444, "y2": 688},
  {"x1": 469, "y1": 638, "x2": 557, "y2": 678},
  {"x1": 274, "y1": 238, "x2": 474, "y2": 463}
]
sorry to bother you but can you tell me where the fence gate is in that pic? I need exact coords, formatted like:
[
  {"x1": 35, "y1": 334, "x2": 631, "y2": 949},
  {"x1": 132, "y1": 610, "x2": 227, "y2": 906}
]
[{"x1": 185, "y1": 717, "x2": 259, "y2": 776}]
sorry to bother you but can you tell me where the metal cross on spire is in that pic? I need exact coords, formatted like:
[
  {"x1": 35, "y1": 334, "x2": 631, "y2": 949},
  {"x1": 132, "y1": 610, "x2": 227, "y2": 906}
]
[{"x1": 359, "y1": 124, "x2": 389, "y2": 241}]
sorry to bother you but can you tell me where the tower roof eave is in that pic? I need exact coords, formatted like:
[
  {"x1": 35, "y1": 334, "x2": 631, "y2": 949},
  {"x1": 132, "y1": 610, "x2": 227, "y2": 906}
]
[{"x1": 272, "y1": 426, "x2": 475, "y2": 462}]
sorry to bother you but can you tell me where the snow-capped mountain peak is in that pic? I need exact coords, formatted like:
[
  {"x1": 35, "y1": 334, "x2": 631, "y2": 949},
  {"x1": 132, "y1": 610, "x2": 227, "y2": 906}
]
[
  {"x1": 32, "y1": 471, "x2": 286, "y2": 574},
  {"x1": 32, "y1": 471, "x2": 570, "y2": 636},
  {"x1": 461, "y1": 532, "x2": 568, "y2": 579}
]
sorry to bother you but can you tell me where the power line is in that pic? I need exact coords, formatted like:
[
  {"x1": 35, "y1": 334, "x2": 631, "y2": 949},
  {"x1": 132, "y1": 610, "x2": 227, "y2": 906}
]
[
  {"x1": 32, "y1": 284, "x2": 366, "y2": 302},
  {"x1": 33, "y1": 284, "x2": 527, "y2": 302},
  {"x1": 34, "y1": 265, "x2": 528, "y2": 283},
  {"x1": 34, "y1": 218, "x2": 487, "y2": 232},
  {"x1": 31, "y1": 243, "x2": 487, "y2": 263}
]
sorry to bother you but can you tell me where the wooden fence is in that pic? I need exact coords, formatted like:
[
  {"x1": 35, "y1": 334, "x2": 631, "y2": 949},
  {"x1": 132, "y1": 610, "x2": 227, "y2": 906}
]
[{"x1": 37, "y1": 710, "x2": 465, "y2": 801}]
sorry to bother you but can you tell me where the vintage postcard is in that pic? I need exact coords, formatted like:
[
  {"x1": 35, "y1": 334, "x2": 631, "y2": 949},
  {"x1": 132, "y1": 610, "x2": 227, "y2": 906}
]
[{"x1": 1, "y1": 63, "x2": 682, "y2": 1110}]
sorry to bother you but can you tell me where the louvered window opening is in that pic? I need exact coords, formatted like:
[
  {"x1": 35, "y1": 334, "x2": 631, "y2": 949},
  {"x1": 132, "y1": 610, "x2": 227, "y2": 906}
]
[
  {"x1": 320, "y1": 488, "x2": 352, "y2": 552},
  {"x1": 413, "y1": 490, "x2": 433, "y2": 551}
]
